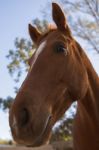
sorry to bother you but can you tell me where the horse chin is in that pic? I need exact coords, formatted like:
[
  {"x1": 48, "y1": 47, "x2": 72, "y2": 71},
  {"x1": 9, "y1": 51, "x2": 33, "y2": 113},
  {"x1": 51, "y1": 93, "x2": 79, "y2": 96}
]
[
  {"x1": 15, "y1": 137, "x2": 50, "y2": 147},
  {"x1": 14, "y1": 129, "x2": 51, "y2": 147},
  {"x1": 12, "y1": 114, "x2": 52, "y2": 147},
  {"x1": 27, "y1": 115, "x2": 52, "y2": 147},
  {"x1": 26, "y1": 134, "x2": 51, "y2": 147}
]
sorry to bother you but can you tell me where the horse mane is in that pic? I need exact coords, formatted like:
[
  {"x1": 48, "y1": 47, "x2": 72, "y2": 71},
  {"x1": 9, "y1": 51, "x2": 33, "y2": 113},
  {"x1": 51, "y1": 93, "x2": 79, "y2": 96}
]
[{"x1": 38, "y1": 23, "x2": 57, "y2": 43}]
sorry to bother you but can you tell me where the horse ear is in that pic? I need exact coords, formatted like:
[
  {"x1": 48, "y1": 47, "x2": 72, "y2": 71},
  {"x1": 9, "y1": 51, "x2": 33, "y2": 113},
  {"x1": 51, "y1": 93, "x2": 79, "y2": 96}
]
[
  {"x1": 28, "y1": 24, "x2": 41, "y2": 44},
  {"x1": 52, "y1": 3, "x2": 66, "y2": 31}
]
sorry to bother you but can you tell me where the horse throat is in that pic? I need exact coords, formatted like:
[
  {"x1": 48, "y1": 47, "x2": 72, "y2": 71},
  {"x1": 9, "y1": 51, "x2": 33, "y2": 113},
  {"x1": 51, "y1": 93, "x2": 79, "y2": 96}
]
[{"x1": 73, "y1": 49, "x2": 99, "y2": 150}]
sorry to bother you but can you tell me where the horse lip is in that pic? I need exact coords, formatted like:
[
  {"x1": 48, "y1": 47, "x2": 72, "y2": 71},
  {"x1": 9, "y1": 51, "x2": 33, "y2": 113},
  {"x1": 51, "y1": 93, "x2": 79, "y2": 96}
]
[{"x1": 27, "y1": 114, "x2": 52, "y2": 147}]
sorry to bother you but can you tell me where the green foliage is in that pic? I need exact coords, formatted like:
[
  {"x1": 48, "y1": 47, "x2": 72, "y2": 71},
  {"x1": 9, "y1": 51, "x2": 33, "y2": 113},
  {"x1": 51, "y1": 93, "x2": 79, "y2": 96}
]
[
  {"x1": 61, "y1": 0, "x2": 99, "y2": 53},
  {"x1": 33, "y1": 18, "x2": 48, "y2": 33},
  {"x1": 0, "y1": 96, "x2": 13, "y2": 111},
  {"x1": 6, "y1": 19, "x2": 48, "y2": 82},
  {"x1": 6, "y1": 38, "x2": 32, "y2": 82},
  {"x1": 51, "y1": 118, "x2": 73, "y2": 142}
]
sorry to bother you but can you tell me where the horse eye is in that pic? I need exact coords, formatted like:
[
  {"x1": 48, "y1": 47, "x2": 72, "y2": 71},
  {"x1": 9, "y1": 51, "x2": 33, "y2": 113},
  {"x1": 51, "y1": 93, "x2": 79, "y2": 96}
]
[{"x1": 55, "y1": 45, "x2": 65, "y2": 53}]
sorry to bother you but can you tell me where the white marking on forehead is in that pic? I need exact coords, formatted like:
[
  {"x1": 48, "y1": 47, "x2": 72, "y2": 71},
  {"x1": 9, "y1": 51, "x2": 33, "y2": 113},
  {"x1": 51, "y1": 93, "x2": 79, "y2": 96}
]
[
  {"x1": 18, "y1": 41, "x2": 46, "y2": 92},
  {"x1": 31, "y1": 41, "x2": 46, "y2": 70}
]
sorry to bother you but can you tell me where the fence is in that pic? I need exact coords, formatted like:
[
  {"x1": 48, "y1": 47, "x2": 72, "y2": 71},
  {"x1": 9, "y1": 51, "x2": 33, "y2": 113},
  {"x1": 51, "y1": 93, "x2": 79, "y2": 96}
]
[{"x1": 0, "y1": 141, "x2": 73, "y2": 150}]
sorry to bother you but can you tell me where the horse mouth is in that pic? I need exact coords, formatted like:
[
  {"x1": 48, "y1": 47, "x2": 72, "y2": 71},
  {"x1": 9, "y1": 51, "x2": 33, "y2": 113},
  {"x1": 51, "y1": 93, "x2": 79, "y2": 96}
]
[{"x1": 27, "y1": 114, "x2": 52, "y2": 147}]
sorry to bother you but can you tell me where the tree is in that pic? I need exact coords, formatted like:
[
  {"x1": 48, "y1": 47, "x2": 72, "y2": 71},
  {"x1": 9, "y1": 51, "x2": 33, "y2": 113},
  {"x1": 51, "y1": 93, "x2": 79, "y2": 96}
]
[
  {"x1": 6, "y1": 19, "x2": 48, "y2": 83},
  {"x1": 6, "y1": 38, "x2": 32, "y2": 83},
  {"x1": 0, "y1": 97, "x2": 13, "y2": 111},
  {"x1": 50, "y1": 102, "x2": 76, "y2": 142},
  {"x1": 61, "y1": 0, "x2": 99, "y2": 53}
]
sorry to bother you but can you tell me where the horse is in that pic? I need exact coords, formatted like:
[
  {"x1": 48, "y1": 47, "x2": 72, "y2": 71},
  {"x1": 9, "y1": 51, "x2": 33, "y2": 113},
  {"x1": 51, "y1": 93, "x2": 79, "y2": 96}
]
[{"x1": 9, "y1": 3, "x2": 99, "y2": 150}]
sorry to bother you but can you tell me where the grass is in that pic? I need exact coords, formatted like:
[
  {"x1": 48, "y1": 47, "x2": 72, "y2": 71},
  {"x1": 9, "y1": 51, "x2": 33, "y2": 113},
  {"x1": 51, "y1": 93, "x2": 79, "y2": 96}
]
[{"x1": 0, "y1": 139, "x2": 13, "y2": 145}]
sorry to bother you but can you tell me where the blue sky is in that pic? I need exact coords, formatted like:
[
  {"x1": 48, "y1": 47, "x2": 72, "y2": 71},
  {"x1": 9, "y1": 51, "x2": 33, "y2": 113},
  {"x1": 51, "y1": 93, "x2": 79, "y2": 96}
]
[
  {"x1": 0, "y1": 0, "x2": 51, "y2": 99},
  {"x1": 0, "y1": 0, "x2": 99, "y2": 140}
]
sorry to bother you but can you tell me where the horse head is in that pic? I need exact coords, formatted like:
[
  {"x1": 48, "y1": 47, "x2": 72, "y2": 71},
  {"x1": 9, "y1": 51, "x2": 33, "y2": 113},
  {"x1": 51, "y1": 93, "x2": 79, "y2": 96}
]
[{"x1": 9, "y1": 3, "x2": 88, "y2": 146}]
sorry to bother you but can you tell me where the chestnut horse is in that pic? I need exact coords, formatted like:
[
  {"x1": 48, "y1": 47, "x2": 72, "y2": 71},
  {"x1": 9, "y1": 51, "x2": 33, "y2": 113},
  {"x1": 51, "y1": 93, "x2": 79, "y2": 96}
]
[{"x1": 9, "y1": 3, "x2": 99, "y2": 150}]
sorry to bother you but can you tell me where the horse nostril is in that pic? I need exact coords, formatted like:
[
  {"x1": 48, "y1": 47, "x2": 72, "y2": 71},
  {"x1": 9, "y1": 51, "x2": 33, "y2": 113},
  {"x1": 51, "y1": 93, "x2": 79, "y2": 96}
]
[{"x1": 20, "y1": 108, "x2": 29, "y2": 126}]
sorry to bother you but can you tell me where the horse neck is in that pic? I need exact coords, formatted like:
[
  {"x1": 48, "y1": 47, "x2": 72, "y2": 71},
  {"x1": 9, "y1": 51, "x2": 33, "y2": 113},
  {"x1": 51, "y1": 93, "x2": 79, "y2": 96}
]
[
  {"x1": 78, "y1": 50, "x2": 99, "y2": 124},
  {"x1": 74, "y1": 49, "x2": 99, "y2": 150}
]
